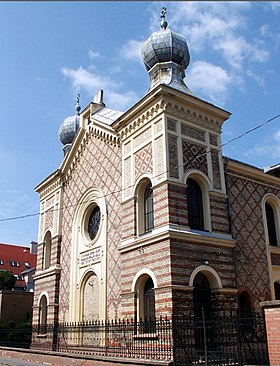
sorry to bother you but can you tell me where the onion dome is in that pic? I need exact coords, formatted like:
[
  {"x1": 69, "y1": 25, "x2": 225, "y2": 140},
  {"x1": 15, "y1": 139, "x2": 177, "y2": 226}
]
[
  {"x1": 141, "y1": 7, "x2": 192, "y2": 94},
  {"x1": 58, "y1": 94, "x2": 81, "y2": 155}
]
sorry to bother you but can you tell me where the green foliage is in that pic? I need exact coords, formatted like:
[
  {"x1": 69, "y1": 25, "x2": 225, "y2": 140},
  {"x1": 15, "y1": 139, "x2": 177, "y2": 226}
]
[{"x1": 0, "y1": 271, "x2": 16, "y2": 290}]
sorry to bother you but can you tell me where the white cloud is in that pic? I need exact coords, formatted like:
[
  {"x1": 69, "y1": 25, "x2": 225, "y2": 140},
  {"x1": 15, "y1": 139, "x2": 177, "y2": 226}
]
[
  {"x1": 62, "y1": 66, "x2": 118, "y2": 92},
  {"x1": 244, "y1": 129, "x2": 280, "y2": 161},
  {"x1": 88, "y1": 50, "x2": 102, "y2": 60},
  {"x1": 120, "y1": 39, "x2": 143, "y2": 62},
  {"x1": 61, "y1": 66, "x2": 138, "y2": 111},
  {"x1": 266, "y1": 2, "x2": 280, "y2": 14},
  {"x1": 187, "y1": 61, "x2": 231, "y2": 106}
]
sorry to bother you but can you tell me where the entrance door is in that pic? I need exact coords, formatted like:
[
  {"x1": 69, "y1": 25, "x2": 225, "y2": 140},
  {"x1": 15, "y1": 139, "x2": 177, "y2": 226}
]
[{"x1": 193, "y1": 272, "x2": 211, "y2": 353}]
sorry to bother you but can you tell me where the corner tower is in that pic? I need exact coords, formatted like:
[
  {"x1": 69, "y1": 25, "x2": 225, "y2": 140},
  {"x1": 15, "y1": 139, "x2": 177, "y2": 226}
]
[{"x1": 114, "y1": 8, "x2": 236, "y2": 320}]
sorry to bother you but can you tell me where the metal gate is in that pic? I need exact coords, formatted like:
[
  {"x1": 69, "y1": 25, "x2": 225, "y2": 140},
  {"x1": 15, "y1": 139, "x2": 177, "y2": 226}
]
[{"x1": 173, "y1": 311, "x2": 269, "y2": 365}]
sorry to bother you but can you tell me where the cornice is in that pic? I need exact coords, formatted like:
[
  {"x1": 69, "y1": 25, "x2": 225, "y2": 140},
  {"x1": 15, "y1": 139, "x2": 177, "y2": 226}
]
[
  {"x1": 33, "y1": 265, "x2": 61, "y2": 281},
  {"x1": 118, "y1": 99, "x2": 166, "y2": 141},
  {"x1": 36, "y1": 172, "x2": 62, "y2": 200},
  {"x1": 225, "y1": 158, "x2": 280, "y2": 189},
  {"x1": 165, "y1": 100, "x2": 223, "y2": 133},
  {"x1": 119, "y1": 225, "x2": 235, "y2": 254}
]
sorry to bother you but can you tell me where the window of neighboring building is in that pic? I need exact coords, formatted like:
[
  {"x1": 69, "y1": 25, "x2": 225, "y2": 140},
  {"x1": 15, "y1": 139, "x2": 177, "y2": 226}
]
[
  {"x1": 144, "y1": 183, "x2": 154, "y2": 233},
  {"x1": 43, "y1": 231, "x2": 51, "y2": 269},
  {"x1": 186, "y1": 178, "x2": 204, "y2": 230},
  {"x1": 274, "y1": 281, "x2": 280, "y2": 300},
  {"x1": 265, "y1": 202, "x2": 278, "y2": 246},
  {"x1": 38, "y1": 295, "x2": 47, "y2": 334}
]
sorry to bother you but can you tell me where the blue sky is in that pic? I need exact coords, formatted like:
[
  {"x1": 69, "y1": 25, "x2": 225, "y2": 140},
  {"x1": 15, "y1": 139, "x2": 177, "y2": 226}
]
[{"x1": 0, "y1": 1, "x2": 280, "y2": 246}]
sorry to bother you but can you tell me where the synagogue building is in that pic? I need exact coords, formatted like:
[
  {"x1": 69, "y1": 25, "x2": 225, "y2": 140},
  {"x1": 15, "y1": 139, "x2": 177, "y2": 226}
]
[{"x1": 32, "y1": 8, "x2": 280, "y2": 352}]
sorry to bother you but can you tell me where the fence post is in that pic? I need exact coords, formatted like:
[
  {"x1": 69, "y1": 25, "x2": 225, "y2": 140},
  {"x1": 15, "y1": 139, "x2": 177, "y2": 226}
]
[
  {"x1": 202, "y1": 308, "x2": 208, "y2": 366},
  {"x1": 235, "y1": 312, "x2": 242, "y2": 365}
]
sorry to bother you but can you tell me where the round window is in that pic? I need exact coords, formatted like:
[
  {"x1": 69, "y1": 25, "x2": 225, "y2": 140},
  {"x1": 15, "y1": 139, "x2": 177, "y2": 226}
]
[{"x1": 87, "y1": 206, "x2": 101, "y2": 241}]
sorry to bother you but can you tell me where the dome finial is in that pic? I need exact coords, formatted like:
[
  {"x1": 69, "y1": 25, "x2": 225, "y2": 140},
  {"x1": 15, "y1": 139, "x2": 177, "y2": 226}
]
[
  {"x1": 75, "y1": 93, "x2": 81, "y2": 115},
  {"x1": 160, "y1": 6, "x2": 168, "y2": 30}
]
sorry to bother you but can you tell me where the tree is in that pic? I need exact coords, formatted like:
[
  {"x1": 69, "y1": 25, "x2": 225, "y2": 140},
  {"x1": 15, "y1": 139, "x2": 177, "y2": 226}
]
[{"x1": 0, "y1": 271, "x2": 16, "y2": 290}]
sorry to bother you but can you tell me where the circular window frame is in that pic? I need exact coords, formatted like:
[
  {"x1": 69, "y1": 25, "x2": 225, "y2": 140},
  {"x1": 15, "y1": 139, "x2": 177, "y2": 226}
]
[{"x1": 82, "y1": 203, "x2": 102, "y2": 246}]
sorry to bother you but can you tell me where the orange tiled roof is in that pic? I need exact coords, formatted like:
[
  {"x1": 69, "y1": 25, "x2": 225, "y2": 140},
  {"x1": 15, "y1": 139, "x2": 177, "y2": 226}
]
[{"x1": 0, "y1": 243, "x2": 37, "y2": 288}]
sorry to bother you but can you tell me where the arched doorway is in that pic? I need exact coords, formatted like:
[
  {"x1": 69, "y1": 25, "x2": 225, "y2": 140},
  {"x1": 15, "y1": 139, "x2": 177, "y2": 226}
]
[
  {"x1": 193, "y1": 272, "x2": 211, "y2": 319},
  {"x1": 193, "y1": 272, "x2": 212, "y2": 353}
]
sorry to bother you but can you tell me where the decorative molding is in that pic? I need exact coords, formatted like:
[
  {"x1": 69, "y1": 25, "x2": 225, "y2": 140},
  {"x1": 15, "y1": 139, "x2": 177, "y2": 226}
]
[
  {"x1": 33, "y1": 265, "x2": 61, "y2": 281},
  {"x1": 119, "y1": 225, "x2": 235, "y2": 254},
  {"x1": 119, "y1": 101, "x2": 166, "y2": 141},
  {"x1": 165, "y1": 101, "x2": 222, "y2": 133},
  {"x1": 38, "y1": 176, "x2": 62, "y2": 200}
]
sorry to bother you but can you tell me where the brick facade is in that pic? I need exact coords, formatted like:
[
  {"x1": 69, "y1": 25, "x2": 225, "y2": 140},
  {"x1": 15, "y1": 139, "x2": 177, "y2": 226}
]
[{"x1": 32, "y1": 84, "x2": 279, "y2": 351}]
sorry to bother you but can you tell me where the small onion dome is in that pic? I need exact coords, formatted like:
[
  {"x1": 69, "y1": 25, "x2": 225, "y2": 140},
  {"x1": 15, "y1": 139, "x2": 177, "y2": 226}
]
[
  {"x1": 58, "y1": 114, "x2": 80, "y2": 145},
  {"x1": 58, "y1": 94, "x2": 81, "y2": 146},
  {"x1": 141, "y1": 7, "x2": 190, "y2": 72}
]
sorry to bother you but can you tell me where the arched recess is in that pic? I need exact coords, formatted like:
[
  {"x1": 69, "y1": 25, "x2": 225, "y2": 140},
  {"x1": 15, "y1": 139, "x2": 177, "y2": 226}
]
[
  {"x1": 184, "y1": 170, "x2": 211, "y2": 232},
  {"x1": 69, "y1": 186, "x2": 107, "y2": 323},
  {"x1": 38, "y1": 292, "x2": 49, "y2": 334},
  {"x1": 238, "y1": 291, "x2": 252, "y2": 316},
  {"x1": 43, "y1": 230, "x2": 52, "y2": 269},
  {"x1": 80, "y1": 270, "x2": 100, "y2": 321},
  {"x1": 132, "y1": 269, "x2": 158, "y2": 323},
  {"x1": 134, "y1": 175, "x2": 155, "y2": 235}
]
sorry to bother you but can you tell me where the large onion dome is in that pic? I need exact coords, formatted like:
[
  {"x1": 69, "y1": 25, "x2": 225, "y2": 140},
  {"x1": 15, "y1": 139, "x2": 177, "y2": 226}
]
[
  {"x1": 141, "y1": 7, "x2": 192, "y2": 94},
  {"x1": 58, "y1": 94, "x2": 81, "y2": 156}
]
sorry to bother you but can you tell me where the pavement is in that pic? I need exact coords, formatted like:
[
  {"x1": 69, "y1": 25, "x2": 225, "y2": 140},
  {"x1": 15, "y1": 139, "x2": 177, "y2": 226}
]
[{"x1": 0, "y1": 348, "x2": 172, "y2": 366}]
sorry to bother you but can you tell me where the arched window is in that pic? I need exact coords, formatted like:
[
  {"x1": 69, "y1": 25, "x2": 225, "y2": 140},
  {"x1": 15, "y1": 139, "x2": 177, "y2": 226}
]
[
  {"x1": 38, "y1": 295, "x2": 47, "y2": 334},
  {"x1": 265, "y1": 202, "x2": 278, "y2": 246},
  {"x1": 43, "y1": 231, "x2": 51, "y2": 269},
  {"x1": 144, "y1": 183, "x2": 154, "y2": 233},
  {"x1": 186, "y1": 178, "x2": 204, "y2": 230},
  {"x1": 137, "y1": 179, "x2": 154, "y2": 235}
]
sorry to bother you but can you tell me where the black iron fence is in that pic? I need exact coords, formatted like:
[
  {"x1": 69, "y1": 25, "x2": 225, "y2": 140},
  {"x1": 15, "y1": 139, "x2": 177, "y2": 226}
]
[{"x1": 0, "y1": 312, "x2": 269, "y2": 365}]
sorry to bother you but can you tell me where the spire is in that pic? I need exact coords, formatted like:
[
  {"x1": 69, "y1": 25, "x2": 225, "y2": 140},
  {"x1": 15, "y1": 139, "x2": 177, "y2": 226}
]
[
  {"x1": 75, "y1": 93, "x2": 81, "y2": 115},
  {"x1": 160, "y1": 6, "x2": 168, "y2": 30}
]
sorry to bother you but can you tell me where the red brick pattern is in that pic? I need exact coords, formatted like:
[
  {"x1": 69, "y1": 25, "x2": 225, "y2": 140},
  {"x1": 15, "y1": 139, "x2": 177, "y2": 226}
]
[
  {"x1": 60, "y1": 133, "x2": 122, "y2": 320},
  {"x1": 121, "y1": 239, "x2": 172, "y2": 318},
  {"x1": 263, "y1": 305, "x2": 280, "y2": 366},
  {"x1": 209, "y1": 194, "x2": 230, "y2": 233},
  {"x1": 226, "y1": 172, "x2": 273, "y2": 307}
]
